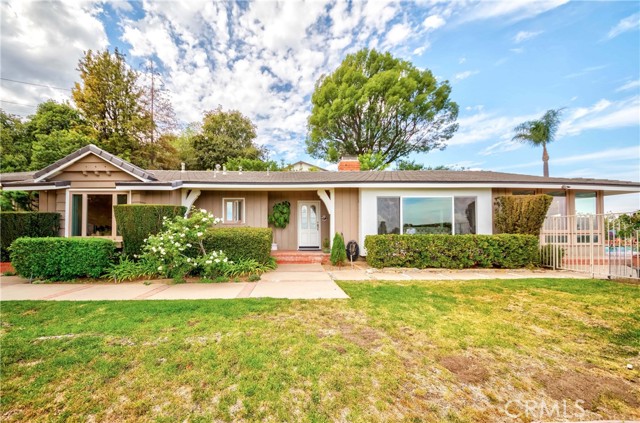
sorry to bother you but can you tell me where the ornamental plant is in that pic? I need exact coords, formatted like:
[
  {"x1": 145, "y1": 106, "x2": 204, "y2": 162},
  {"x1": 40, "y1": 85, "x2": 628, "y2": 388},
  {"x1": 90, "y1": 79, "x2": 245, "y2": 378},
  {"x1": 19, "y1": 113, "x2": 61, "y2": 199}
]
[{"x1": 136, "y1": 208, "x2": 230, "y2": 281}]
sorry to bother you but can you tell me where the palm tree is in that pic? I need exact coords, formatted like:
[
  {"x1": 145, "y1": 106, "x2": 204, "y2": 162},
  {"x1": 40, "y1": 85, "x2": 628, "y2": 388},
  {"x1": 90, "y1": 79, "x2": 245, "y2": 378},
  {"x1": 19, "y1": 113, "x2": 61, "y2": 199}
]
[{"x1": 512, "y1": 109, "x2": 563, "y2": 177}]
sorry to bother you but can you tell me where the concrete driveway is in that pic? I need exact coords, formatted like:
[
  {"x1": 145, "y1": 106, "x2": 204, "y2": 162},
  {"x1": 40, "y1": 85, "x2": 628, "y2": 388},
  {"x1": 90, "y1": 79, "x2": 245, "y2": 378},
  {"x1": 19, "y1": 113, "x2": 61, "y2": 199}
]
[{"x1": 0, "y1": 264, "x2": 350, "y2": 301}]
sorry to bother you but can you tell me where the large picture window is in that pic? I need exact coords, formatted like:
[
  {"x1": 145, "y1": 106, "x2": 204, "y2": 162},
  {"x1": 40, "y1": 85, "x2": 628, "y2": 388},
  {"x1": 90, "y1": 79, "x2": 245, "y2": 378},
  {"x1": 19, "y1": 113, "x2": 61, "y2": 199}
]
[
  {"x1": 69, "y1": 192, "x2": 128, "y2": 238},
  {"x1": 376, "y1": 196, "x2": 478, "y2": 235},
  {"x1": 403, "y1": 197, "x2": 452, "y2": 234}
]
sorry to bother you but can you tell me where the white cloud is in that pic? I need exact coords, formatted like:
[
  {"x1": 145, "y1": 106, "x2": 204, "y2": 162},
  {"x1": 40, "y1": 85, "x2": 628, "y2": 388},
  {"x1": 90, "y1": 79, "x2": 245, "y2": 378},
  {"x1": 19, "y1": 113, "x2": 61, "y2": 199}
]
[
  {"x1": 605, "y1": 12, "x2": 640, "y2": 40},
  {"x1": 459, "y1": 0, "x2": 569, "y2": 23},
  {"x1": 510, "y1": 48, "x2": 524, "y2": 54},
  {"x1": 0, "y1": 0, "x2": 108, "y2": 114},
  {"x1": 448, "y1": 110, "x2": 538, "y2": 147},
  {"x1": 616, "y1": 80, "x2": 640, "y2": 92},
  {"x1": 564, "y1": 64, "x2": 608, "y2": 79},
  {"x1": 454, "y1": 70, "x2": 479, "y2": 80},
  {"x1": 423, "y1": 15, "x2": 446, "y2": 30},
  {"x1": 559, "y1": 96, "x2": 640, "y2": 137},
  {"x1": 513, "y1": 30, "x2": 542, "y2": 43},
  {"x1": 385, "y1": 22, "x2": 412, "y2": 46},
  {"x1": 458, "y1": 57, "x2": 466, "y2": 64}
]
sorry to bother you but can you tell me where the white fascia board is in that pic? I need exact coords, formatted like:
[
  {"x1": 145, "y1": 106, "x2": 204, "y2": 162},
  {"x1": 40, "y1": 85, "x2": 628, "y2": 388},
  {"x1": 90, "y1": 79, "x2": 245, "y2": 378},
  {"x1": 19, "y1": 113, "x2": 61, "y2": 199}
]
[
  {"x1": 35, "y1": 151, "x2": 149, "y2": 183},
  {"x1": 112, "y1": 182, "x2": 640, "y2": 192}
]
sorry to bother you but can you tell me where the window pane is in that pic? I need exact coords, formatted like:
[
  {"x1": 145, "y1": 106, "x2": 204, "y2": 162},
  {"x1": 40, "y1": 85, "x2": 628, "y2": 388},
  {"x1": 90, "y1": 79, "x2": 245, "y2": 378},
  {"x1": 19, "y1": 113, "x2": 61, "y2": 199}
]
[
  {"x1": 512, "y1": 190, "x2": 535, "y2": 195},
  {"x1": 226, "y1": 201, "x2": 234, "y2": 221},
  {"x1": 454, "y1": 197, "x2": 476, "y2": 234},
  {"x1": 402, "y1": 197, "x2": 452, "y2": 235},
  {"x1": 87, "y1": 195, "x2": 113, "y2": 236},
  {"x1": 301, "y1": 205, "x2": 308, "y2": 228},
  {"x1": 117, "y1": 194, "x2": 128, "y2": 205},
  {"x1": 377, "y1": 197, "x2": 400, "y2": 234},
  {"x1": 310, "y1": 205, "x2": 317, "y2": 227},
  {"x1": 236, "y1": 200, "x2": 243, "y2": 222},
  {"x1": 575, "y1": 192, "x2": 597, "y2": 230},
  {"x1": 71, "y1": 194, "x2": 82, "y2": 236}
]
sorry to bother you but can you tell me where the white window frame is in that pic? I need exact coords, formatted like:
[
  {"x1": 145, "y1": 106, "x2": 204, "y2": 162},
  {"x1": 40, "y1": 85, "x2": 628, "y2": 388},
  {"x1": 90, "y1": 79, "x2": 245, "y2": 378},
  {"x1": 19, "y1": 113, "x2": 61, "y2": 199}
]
[
  {"x1": 222, "y1": 197, "x2": 245, "y2": 224},
  {"x1": 65, "y1": 190, "x2": 130, "y2": 239}
]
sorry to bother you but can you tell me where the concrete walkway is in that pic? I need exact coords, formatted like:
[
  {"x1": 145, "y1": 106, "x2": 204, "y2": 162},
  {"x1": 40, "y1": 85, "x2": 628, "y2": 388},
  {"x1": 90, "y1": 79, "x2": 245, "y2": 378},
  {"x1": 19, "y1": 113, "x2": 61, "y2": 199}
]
[
  {"x1": 0, "y1": 265, "x2": 592, "y2": 301},
  {"x1": 0, "y1": 264, "x2": 349, "y2": 301}
]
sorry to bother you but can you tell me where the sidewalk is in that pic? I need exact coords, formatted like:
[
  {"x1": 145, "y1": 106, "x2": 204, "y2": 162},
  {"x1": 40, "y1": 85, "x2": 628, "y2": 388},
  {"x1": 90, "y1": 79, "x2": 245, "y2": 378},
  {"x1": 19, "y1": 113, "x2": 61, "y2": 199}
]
[
  {"x1": 0, "y1": 264, "x2": 350, "y2": 301},
  {"x1": 0, "y1": 264, "x2": 592, "y2": 301}
]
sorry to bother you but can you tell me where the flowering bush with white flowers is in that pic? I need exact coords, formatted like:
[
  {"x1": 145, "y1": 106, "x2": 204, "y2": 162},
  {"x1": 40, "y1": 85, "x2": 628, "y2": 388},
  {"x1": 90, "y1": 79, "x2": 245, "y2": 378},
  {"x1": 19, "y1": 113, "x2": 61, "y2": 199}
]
[{"x1": 136, "y1": 208, "x2": 230, "y2": 281}]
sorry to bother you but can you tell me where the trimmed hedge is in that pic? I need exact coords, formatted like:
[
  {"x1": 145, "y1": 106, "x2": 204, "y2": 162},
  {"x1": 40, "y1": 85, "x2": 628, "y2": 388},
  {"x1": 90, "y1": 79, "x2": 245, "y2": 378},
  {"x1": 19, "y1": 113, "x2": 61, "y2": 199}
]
[
  {"x1": 114, "y1": 205, "x2": 187, "y2": 256},
  {"x1": 0, "y1": 212, "x2": 60, "y2": 262},
  {"x1": 10, "y1": 237, "x2": 116, "y2": 280},
  {"x1": 494, "y1": 194, "x2": 552, "y2": 236},
  {"x1": 202, "y1": 227, "x2": 272, "y2": 264},
  {"x1": 364, "y1": 234, "x2": 539, "y2": 269}
]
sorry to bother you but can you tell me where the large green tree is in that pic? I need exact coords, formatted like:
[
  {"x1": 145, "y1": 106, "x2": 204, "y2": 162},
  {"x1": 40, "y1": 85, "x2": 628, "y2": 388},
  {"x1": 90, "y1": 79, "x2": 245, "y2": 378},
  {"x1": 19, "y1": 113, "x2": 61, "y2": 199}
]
[
  {"x1": 512, "y1": 108, "x2": 563, "y2": 177},
  {"x1": 26, "y1": 100, "x2": 93, "y2": 170},
  {"x1": 307, "y1": 49, "x2": 459, "y2": 167},
  {"x1": 0, "y1": 110, "x2": 31, "y2": 172},
  {"x1": 191, "y1": 107, "x2": 264, "y2": 170},
  {"x1": 72, "y1": 49, "x2": 151, "y2": 164}
]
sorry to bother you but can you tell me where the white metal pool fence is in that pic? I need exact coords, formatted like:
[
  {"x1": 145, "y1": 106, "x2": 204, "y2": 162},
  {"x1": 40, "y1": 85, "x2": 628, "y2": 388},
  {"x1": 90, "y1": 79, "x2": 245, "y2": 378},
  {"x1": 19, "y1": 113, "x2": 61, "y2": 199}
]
[{"x1": 540, "y1": 212, "x2": 639, "y2": 280}]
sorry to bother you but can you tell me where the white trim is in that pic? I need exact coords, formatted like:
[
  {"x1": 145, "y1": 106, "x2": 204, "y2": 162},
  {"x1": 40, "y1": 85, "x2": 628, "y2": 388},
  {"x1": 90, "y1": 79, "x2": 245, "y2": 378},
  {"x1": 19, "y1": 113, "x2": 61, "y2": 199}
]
[
  {"x1": 114, "y1": 182, "x2": 640, "y2": 192},
  {"x1": 181, "y1": 189, "x2": 202, "y2": 216},
  {"x1": 35, "y1": 151, "x2": 149, "y2": 183},
  {"x1": 65, "y1": 190, "x2": 130, "y2": 239},
  {"x1": 221, "y1": 197, "x2": 245, "y2": 224}
]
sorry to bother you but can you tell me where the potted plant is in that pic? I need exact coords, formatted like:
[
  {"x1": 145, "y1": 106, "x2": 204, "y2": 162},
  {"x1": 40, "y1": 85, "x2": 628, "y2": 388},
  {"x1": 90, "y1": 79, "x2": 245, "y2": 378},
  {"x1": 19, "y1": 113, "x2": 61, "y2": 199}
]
[{"x1": 268, "y1": 201, "x2": 291, "y2": 250}]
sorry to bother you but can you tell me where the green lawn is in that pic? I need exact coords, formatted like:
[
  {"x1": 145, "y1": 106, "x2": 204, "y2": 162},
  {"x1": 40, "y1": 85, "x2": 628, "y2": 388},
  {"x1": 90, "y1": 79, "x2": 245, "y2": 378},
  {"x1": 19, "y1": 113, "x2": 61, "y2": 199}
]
[{"x1": 1, "y1": 278, "x2": 639, "y2": 422}]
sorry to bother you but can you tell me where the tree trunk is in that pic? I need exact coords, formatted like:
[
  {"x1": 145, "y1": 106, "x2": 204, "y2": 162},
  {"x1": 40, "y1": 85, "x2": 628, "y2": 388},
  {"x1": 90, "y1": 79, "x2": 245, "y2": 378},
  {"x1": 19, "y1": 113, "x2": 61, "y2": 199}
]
[{"x1": 542, "y1": 144, "x2": 549, "y2": 177}]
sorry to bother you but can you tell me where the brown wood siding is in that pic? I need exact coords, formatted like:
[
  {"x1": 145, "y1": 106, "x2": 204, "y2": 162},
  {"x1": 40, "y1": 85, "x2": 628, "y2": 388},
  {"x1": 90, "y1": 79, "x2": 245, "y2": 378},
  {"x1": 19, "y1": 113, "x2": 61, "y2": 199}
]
[
  {"x1": 334, "y1": 188, "x2": 359, "y2": 243},
  {"x1": 268, "y1": 191, "x2": 328, "y2": 250},
  {"x1": 135, "y1": 191, "x2": 182, "y2": 205},
  {"x1": 194, "y1": 191, "x2": 269, "y2": 228}
]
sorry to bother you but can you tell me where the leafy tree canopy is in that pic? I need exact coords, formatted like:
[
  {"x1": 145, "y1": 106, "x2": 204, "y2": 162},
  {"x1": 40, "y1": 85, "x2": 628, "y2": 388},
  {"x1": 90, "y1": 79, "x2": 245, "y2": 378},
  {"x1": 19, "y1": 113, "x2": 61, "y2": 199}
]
[
  {"x1": 191, "y1": 107, "x2": 263, "y2": 170},
  {"x1": 225, "y1": 157, "x2": 280, "y2": 171},
  {"x1": 307, "y1": 48, "x2": 459, "y2": 167},
  {"x1": 0, "y1": 110, "x2": 30, "y2": 172},
  {"x1": 358, "y1": 151, "x2": 389, "y2": 170},
  {"x1": 72, "y1": 48, "x2": 150, "y2": 165}
]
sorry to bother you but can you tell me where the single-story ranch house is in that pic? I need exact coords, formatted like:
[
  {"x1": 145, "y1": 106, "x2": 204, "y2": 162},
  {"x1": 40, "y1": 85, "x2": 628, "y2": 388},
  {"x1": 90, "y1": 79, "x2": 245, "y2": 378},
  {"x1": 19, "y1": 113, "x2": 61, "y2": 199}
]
[{"x1": 1, "y1": 144, "x2": 639, "y2": 254}]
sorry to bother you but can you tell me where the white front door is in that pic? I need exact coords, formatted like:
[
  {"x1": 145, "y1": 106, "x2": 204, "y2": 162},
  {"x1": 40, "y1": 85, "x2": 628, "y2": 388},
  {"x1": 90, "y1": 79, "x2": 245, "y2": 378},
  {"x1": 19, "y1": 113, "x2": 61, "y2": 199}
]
[{"x1": 298, "y1": 201, "x2": 321, "y2": 248}]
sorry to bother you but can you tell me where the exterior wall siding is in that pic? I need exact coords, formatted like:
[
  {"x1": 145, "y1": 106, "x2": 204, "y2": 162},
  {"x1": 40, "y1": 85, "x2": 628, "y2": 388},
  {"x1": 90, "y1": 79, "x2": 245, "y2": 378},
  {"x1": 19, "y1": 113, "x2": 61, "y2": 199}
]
[
  {"x1": 334, "y1": 188, "x2": 359, "y2": 244},
  {"x1": 359, "y1": 188, "x2": 494, "y2": 254}
]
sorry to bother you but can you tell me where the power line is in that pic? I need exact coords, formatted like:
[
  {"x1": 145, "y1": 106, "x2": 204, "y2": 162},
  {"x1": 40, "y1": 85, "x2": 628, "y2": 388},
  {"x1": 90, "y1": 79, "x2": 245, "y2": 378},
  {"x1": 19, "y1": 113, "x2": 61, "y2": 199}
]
[
  {"x1": 0, "y1": 100, "x2": 38, "y2": 108},
  {"x1": 0, "y1": 77, "x2": 72, "y2": 92}
]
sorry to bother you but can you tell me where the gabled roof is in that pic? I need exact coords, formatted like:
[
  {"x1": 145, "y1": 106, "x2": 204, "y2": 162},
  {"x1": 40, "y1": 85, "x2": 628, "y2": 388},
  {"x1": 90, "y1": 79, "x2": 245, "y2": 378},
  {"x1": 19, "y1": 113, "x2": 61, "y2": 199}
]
[{"x1": 33, "y1": 144, "x2": 157, "y2": 182}]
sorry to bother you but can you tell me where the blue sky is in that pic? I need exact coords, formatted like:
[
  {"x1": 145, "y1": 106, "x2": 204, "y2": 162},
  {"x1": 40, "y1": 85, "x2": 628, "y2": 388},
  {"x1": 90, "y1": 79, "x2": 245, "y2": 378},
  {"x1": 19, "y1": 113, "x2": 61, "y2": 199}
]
[{"x1": 1, "y1": 0, "x2": 638, "y2": 210}]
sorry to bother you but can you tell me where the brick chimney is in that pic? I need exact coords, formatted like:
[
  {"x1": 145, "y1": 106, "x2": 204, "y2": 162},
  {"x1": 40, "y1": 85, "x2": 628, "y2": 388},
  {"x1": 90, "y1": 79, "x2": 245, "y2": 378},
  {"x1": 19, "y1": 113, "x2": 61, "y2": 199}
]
[{"x1": 337, "y1": 156, "x2": 360, "y2": 171}]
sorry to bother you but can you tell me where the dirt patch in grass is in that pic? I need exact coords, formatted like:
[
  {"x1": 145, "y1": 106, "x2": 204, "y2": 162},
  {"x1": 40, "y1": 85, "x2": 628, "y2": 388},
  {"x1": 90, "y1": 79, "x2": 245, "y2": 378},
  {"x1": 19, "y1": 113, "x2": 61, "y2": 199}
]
[
  {"x1": 439, "y1": 355, "x2": 490, "y2": 384},
  {"x1": 535, "y1": 370, "x2": 639, "y2": 410}
]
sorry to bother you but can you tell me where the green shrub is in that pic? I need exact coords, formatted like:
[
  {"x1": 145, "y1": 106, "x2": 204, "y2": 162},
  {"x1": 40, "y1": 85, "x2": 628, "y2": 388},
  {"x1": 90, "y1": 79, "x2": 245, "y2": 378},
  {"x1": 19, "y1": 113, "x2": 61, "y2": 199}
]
[
  {"x1": 202, "y1": 227, "x2": 272, "y2": 264},
  {"x1": 114, "y1": 205, "x2": 187, "y2": 256},
  {"x1": 494, "y1": 194, "x2": 553, "y2": 236},
  {"x1": 330, "y1": 233, "x2": 347, "y2": 266},
  {"x1": 10, "y1": 237, "x2": 115, "y2": 280},
  {"x1": 0, "y1": 212, "x2": 60, "y2": 261},
  {"x1": 364, "y1": 234, "x2": 539, "y2": 269}
]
